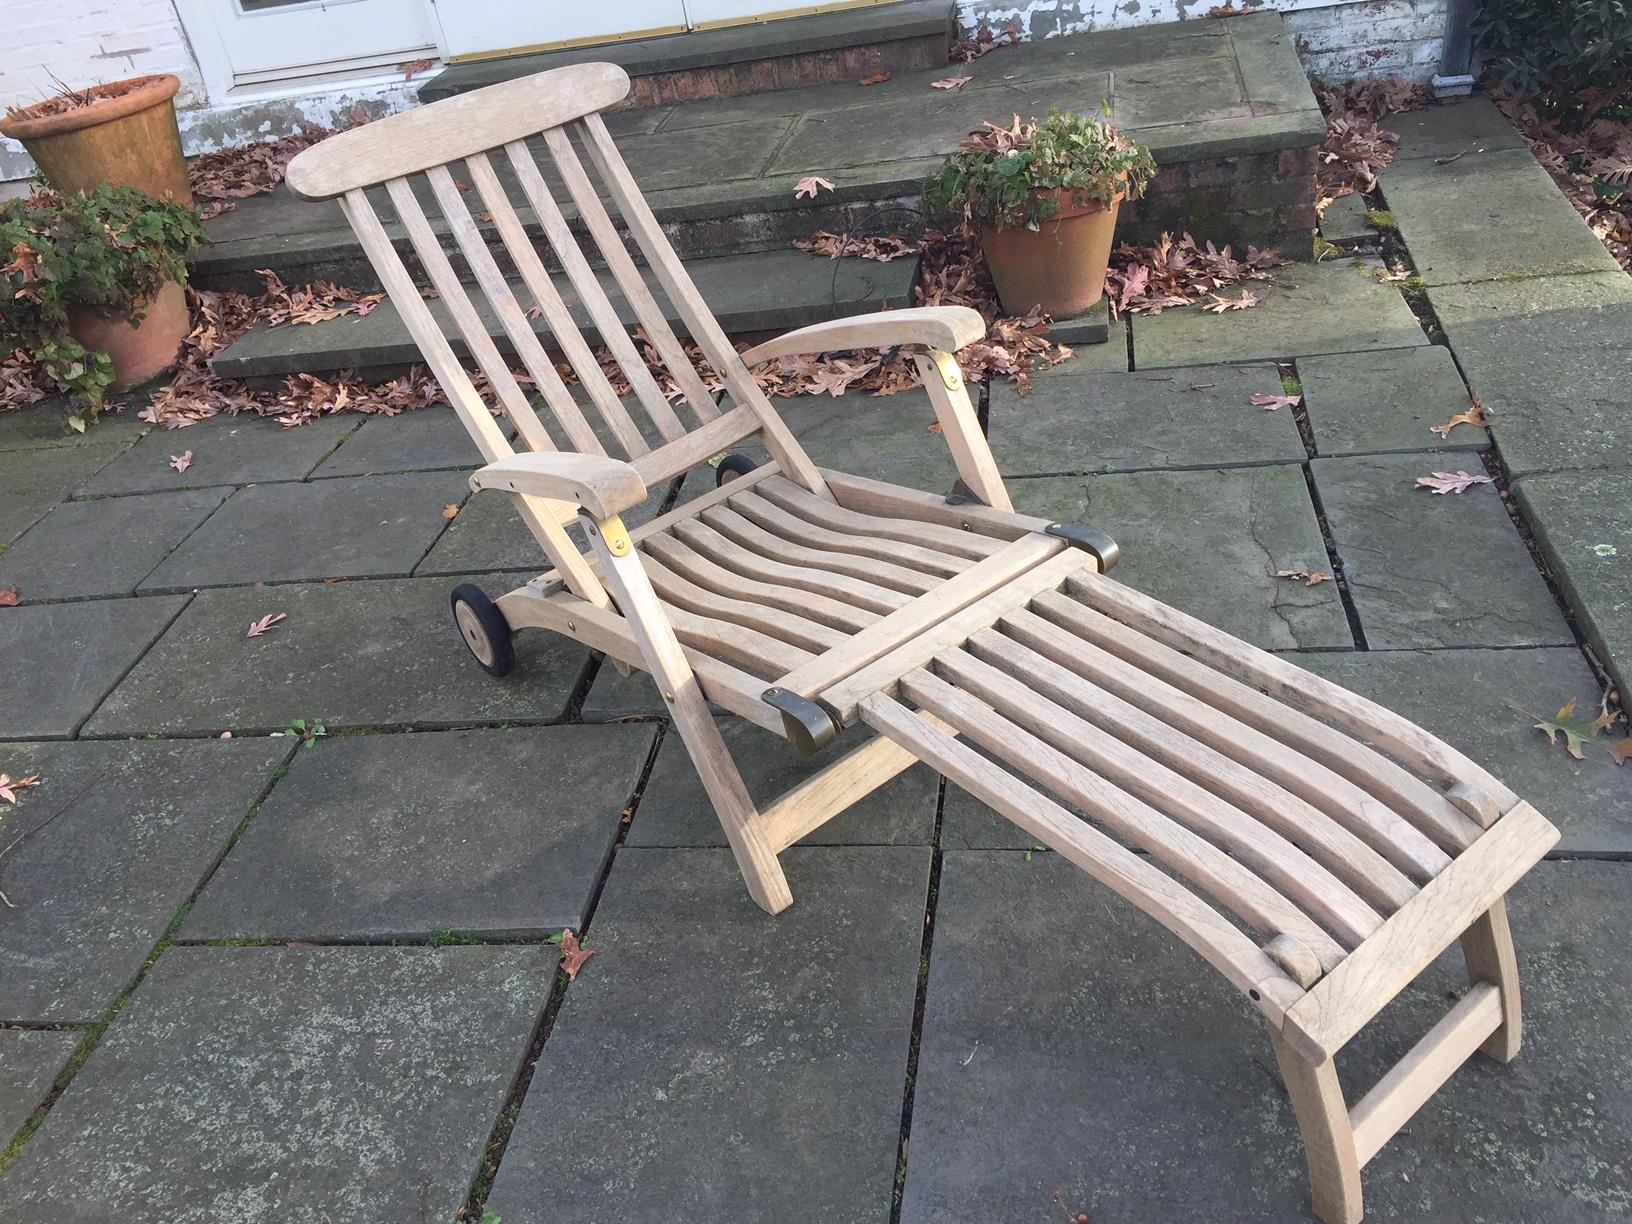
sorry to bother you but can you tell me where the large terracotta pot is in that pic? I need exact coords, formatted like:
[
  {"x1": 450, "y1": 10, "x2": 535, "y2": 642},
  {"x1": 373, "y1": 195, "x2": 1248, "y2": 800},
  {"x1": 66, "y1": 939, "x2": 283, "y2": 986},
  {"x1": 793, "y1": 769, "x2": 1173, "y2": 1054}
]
[
  {"x1": 980, "y1": 187, "x2": 1123, "y2": 319},
  {"x1": 0, "y1": 73, "x2": 191, "y2": 206},
  {"x1": 67, "y1": 279, "x2": 190, "y2": 390}
]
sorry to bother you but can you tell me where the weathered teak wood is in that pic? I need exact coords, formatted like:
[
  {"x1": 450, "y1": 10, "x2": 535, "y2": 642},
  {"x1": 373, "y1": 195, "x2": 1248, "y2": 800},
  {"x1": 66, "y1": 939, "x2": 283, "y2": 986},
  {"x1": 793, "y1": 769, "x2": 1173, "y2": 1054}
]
[{"x1": 295, "y1": 62, "x2": 1563, "y2": 1224}]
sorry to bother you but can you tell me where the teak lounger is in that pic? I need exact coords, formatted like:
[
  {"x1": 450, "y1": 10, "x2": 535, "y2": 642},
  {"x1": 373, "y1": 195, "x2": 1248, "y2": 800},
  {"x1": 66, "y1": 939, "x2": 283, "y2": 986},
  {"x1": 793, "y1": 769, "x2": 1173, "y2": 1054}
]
[{"x1": 288, "y1": 65, "x2": 1560, "y2": 1223}]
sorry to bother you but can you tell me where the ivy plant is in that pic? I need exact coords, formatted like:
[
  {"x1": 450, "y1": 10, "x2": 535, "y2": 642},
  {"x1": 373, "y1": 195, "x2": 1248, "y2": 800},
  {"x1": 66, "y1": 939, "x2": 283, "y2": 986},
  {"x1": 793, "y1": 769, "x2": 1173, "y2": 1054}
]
[
  {"x1": 923, "y1": 107, "x2": 1156, "y2": 232},
  {"x1": 1, "y1": 185, "x2": 203, "y2": 428}
]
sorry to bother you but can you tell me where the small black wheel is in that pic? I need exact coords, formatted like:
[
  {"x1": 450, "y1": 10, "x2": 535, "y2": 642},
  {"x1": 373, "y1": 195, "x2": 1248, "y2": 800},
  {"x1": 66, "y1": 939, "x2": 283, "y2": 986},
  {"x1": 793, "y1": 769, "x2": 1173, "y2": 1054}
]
[
  {"x1": 450, "y1": 583, "x2": 514, "y2": 677},
  {"x1": 715, "y1": 452, "x2": 758, "y2": 488}
]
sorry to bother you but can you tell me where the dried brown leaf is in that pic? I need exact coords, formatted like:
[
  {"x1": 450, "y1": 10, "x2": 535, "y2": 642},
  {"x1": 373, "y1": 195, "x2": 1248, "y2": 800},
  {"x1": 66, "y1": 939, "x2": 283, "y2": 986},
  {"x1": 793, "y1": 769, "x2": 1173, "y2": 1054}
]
[
  {"x1": 794, "y1": 174, "x2": 835, "y2": 199},
  {"x1": 0, "y1": 585, "x2": 19, "y2": 607},
  {"x1": 932, "y1": 76, "x2": 973, "y2": 91},
  {"x1": 1277, "y1": 569, "x2": 1334, "y2": 586},
  {"x1": 558, "y1": 928, "x2": 595, "y2": 979},
  {"x1": 1249, "y1": 392, "x2": 1301, "y2": 410},
  {"x1": 169, "y1": 450, "x2": 193, "y2": 473},
  {"x1": 1414, "y1": 470, "x2": 1493, "y2": 494},
  {"x1": 441, "y1": 503, "x2": 460, "y2": 519},
  {"x1": 246, "y1": 612, "x2": 287, "y2": 638},
  {"x1": 0, "y1": 773, "x2": 41, "y2": 804}
]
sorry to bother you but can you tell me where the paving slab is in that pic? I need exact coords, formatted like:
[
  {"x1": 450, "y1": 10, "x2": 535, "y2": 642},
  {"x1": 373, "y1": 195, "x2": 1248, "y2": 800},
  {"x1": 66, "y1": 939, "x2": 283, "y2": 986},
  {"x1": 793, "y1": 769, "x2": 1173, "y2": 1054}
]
[
  {"x1": 903, "y1": 853, "x2": 1632, "y2": 1222},
  {"x1": 1129, "y1": 261, "x2": 1428, "y2": 369},
  {"x1": 1047, "y1": 318, "x2": 1131, "y2": 374},
  {"x1": 1429, "y1": 276, "x2": 1632, "y2": 478},
  {"x1": 1318, "y1": 192, "x2": 1373, "y2": 244},
  {"x1": 181, "y1": 725, "x2": 654, "y2": 942},
  {"x1": 736, "y1": 388, "x2": 960, "y2": 495},
  {"x1": 0, "y1": 1030, "x2": 80, "y2": 1146},
  {"x1": 0, "y1": 944, "x2": 551, "y2": 1222},
  {"x1": 83, "y1": 576, "x2": 586, "y2": 737},
  {"x1": 1382, "y1": 96, "x2": 1528, "y2": 163},
  {"x1": 1378, "y1": 148, "x2": 1624, "y2": 287},
  {"x1": 578, "y1": 655, "x2": 671, "y2": 721},
  {"x1": 0, "y1": 489, "x2": 228, "y2": 601},
  {"x1": 76, "y1": 412, "x2": 360, "y2": 496},
  {"x1": 1299, "y1": 345, "x2": 1486, "y2": 456},
  {"x1": 0, "y1": 443, "x2": 127, "y2": 547},
  {"x1": 0, "y1": 398, "x2": 147, "y2": 453},
  {"x1": 0, "y1": 596, "x2": 189, "y2": 739},
  {"x1": 1293, "y1": 647, "x2": 1632, "y2": 856},
  {"x1": 485, "y1": 845, "x2": 927, "y2": 1224},
  {"x1": 1008, "y1": 466, "x2": 1352, "y2": 650},
  {"x1": 311, "y1": 404, "x2": 508, "y2": 478},
  {"x1": 989, "y1": 364, "x2": 1304, "y2": 475},
  {"x1": 139, "y1": 470, "x2": 469, "y2": 590},
  {"x1": 0, "y1": 738, "x2": 289, "y2": 1023},
  {"x1": 1311, "y1": 453, "x2": 1569, "y2": 648},
  {"x1": 1515, "y1": 470, "x2": 1632, "y2": 701},
  {"x1": 629, "y1": 718, "x2": 937, "y2": 847}
]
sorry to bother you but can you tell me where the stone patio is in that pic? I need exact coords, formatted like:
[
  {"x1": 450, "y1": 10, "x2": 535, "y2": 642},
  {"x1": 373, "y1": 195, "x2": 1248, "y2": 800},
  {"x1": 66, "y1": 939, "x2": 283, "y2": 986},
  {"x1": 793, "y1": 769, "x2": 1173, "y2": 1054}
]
[{"x1": 2, "y1": 94, "x2": 1630, "y2": 1224}]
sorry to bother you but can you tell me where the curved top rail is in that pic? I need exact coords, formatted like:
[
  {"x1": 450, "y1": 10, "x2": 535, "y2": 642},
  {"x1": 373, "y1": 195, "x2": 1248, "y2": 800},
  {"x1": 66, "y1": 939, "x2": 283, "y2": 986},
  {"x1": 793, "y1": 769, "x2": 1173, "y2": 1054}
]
[{"x1": 285, "y1": 63, "x2": 632, "y2": 200}]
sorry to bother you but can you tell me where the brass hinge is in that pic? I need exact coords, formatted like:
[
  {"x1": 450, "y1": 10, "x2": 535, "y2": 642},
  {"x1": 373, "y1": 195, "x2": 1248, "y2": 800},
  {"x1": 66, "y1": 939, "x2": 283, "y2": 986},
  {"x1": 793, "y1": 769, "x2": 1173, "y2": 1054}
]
[{"x1": 930, "y1": 350, "x2": 964, "y2": 392}]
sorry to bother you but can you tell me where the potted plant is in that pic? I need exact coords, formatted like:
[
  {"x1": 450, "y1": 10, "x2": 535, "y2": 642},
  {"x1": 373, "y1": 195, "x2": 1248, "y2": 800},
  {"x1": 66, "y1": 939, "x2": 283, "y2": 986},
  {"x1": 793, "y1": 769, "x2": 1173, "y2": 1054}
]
[
  {"x1": 1, "y1": 74, "x2": 191, "y2": 205},
  {"x1": 1, "y1": 185, "x2": 203, "y2": 428},
  {"x1": 925, "y1": 108, "x2": 1156, "y2": 318}
]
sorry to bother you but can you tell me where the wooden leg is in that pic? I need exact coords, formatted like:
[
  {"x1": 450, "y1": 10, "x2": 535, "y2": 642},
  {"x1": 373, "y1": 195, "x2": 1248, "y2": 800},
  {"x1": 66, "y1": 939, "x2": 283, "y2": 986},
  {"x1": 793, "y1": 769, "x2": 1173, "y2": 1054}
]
[
  {"x1": 1271, "y1": 1028, "x2": 1363, "y2": 1224},
  {"x1": 584, "y1": 512, "x2": 794, "y2": 916},
  {"x1": 1460, "y1": 898, "x2": 1522, "y2": 1061}
]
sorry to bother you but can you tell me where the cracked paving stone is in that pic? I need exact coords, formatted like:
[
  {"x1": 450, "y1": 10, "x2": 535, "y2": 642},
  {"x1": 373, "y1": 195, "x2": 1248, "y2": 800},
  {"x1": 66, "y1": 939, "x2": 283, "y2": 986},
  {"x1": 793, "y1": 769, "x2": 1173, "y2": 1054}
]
[
  {"x1": 180, "y1": 725, "x2": 655, "y2": 941},
  {"x1": 485, "y1": 846, "x2": 928, "y2": 1224},
  {"x1": 0, "y1": 738, "x2": 290, "y2": 1023},
  {"x1": 1008, "y1": 465, "x2": 1351, "y2": 651},
  {"x1": 0, "y1": 1030, "x2": 80, "y2": 1145},
  {"x1": 902, "y1": 853, "x2": 1632, "y2": 1222},
  {"x1": 1311, "y1": 453, "x2": 1570, "y2": 649},
  {"x1": 0, "y1": 945, "x2": 553, "y2": 1223}
]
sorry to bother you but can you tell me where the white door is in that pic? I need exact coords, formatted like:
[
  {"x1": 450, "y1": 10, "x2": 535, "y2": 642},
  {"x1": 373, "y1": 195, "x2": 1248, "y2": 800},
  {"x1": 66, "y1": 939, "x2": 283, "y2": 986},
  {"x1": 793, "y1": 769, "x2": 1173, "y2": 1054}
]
[
  {"x1": 429, "y1": 0, "x2": 692, "y2": 62},
  {"x1": 175, "y1": 0, "x2": 443, "y2": 96}
]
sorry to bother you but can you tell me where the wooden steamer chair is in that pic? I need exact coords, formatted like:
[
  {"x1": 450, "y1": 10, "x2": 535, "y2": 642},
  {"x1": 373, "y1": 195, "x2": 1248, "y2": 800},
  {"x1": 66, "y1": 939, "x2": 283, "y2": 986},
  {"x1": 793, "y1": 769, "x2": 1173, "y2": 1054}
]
[{"x1": 287, "y1": 64, "x2": 1559, "y2": 1223}]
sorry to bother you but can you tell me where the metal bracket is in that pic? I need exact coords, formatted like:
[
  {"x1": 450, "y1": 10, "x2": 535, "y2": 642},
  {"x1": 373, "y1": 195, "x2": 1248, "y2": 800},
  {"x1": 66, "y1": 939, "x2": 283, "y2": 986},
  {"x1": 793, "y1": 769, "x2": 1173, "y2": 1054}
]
[
  {"x1": 761, "y1": 687, "x2": 842, "y2": 756},
  {"x1": 929, "y1": 350, "x2": 964, "y2": 392},
  {"x1": 583, "y1": 514, "x2": 633, "y2": 556},
  {"x1": 1044, "y1": 521, "x2": 1120, "y2": 571}
]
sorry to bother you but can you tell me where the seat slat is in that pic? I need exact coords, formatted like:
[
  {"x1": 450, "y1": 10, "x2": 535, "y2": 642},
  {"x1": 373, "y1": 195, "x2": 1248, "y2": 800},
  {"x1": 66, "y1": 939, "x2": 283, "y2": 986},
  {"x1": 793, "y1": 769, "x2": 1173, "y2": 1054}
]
[
  {"x1": 729, "y1": 489, "x2": 973, "y2": 577},
  {"x1": 670, "y1": 519, "x2": 910, "y2": 614},
  {"x1": 659, "y1": 598, "x2": 814, "y2": 678},
  {"x1": 700, "y1": 506, "x2": 941, "y2": 595},
  {"x1": 642, "y1": 535, "x2": 880, "y2": 633},
  {"x1": 968, "y1": 626, "x2": 1418, "y2": 915},
  {"x1": 642, "y1": 554, "x2": 848, "y2": 654},
  {"x1": 425, "y1": 163, "x2": 606, "y2": 458},
  {"x1": 937, "y1": 645, "x2": 1384, "y2": 947},
  {"x1": 1015, "y1": 600, "x2": 1452, "y2": 881},
  {"x1": 759, "y1": 476, "x2": 1003, "y2": 560},
  {"x1": 503, "y1": 138, "x2": 674, "y2": 453},
  {"x1": 1068, "y1": 572, "x2": 1517, "y2": 817},
  {"x1": 858, "y1": 690, "x2": 1309, "y2": 1024}
]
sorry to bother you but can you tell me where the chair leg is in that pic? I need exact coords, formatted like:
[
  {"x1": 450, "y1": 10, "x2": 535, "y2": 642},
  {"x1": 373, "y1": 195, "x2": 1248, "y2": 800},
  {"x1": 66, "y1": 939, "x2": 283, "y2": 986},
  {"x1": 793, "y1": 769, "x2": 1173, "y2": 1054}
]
[
  {"x1": 1271, "y1": 1028, "x2": 1363, "y2": 1224},
  {"x1": 1460, "y1": 898, "x2": 1522, "y2": 1062}
]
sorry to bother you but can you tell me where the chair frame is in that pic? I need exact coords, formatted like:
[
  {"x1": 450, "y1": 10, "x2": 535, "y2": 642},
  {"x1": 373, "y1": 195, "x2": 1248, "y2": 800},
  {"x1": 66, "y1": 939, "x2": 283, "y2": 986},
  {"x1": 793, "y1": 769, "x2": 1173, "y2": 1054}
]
[{"x1": 287, "y1": 63, "x2": 1561, "y2": 1223}]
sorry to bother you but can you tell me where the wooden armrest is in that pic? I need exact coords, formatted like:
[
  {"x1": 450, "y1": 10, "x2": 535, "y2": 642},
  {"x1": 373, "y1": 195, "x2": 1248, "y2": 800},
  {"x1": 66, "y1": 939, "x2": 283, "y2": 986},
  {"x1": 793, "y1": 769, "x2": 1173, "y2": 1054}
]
[
  {"x1": 469, "y1": 452, "x2": 647, "y2": 519},
  {"x1": 738, "y1": 306, "x2": 987, "y2": 366}
]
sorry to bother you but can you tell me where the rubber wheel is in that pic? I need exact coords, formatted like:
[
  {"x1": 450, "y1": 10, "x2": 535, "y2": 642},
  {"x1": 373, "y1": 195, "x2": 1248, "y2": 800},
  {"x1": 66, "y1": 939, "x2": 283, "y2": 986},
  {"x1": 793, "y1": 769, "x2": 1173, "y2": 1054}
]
[
  {"x1": 715, "y1": 452, "x2": 758, "y2": 488},
  {"x1": 450, "y1": 583, "x2": 514, "y2": 677}
]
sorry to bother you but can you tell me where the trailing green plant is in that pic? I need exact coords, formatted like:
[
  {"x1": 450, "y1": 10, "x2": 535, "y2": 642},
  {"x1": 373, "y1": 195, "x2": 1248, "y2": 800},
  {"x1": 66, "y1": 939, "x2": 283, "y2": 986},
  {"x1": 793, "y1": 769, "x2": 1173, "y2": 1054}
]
[
  {"x1": 1473, "y1": 0, "x2": 1632, "y2": 99},
  {"x1": 922, "y1": 107, "x2": 1155, "y2": 232},
  {"x1": 0, "y1": 185, "x2": 203, "y2": 427}
]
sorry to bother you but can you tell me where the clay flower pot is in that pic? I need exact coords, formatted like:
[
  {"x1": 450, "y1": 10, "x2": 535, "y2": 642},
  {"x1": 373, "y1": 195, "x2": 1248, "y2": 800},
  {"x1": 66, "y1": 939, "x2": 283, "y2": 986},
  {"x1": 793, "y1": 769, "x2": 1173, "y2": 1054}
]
[
  {"x1": 0, "y1": 73, "x2": 192, "y2": 206},
  {"x1": 67, "y1": 279, "x2": 190, "y2": 390},
  {"x1": 980, "y1": 187, "x2": 1123, "y2": 319}
]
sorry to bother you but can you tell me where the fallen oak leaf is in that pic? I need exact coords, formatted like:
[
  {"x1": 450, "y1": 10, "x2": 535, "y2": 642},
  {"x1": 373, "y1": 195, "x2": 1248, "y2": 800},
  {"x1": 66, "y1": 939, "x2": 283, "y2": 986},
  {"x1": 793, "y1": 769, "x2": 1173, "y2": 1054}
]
[
  {"x1": 932, "y1": 76, "x2": 973, "y2": 90},
  {"x1": 1608, "y1": 736, "x2": 1632, "y2": 767},
  {"x1": 0, "y1": 774, "x2": 41, "y2": 804},
  {"x1": 398, "y1": 57, "x2": 436, "y2": 81},
  {"x1": 554, "y1": 928, "x2": 595, "y2": 979},
  {"x1": 1524, "y1": 699, "x2": 1616, "y2": 760},
  {"x1": 441, "y1": 503, "x2": 460, "y2": 519},
  {"x1": 1249, "y1": 392, "x2": 1301, "y2": 410},
  {"x1": 1203, "y1": 290, "x2": 1261, "y2": 312},
  {"x1": 794, "y1": 174, "x2": 835, "y2": 199},
  {"x1": 0, "y1": 585, "x2": 19, "y2": 607},
  {"x1": 1430, "y1": 403, "x2": 1492, "y2": 437},
  {"x1": 928, "y1": 421, "x2": 944, "y2": 433},
  {"x1": 1415, "y1": 470, "x2": 1494, "y2": 495},
  {"x1": 860, "y1": 72, "x2": 891, "y2": 86},
  {"x1": 1277, "y1": 568, "x2": 1334, "y2": 586},
  {"x1": 169, "y1": 450, "x2": 193, "y2": 473},
  {"x1": 246, "y1": 612, "x2": 287, "y2": 638}
]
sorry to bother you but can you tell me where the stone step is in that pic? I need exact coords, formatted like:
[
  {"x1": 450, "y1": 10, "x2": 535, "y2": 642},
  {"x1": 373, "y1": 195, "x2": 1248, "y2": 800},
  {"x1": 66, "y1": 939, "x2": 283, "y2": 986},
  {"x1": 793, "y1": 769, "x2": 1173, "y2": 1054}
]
[
  {"x1": 419, "y1": 0, "x2": 956, "y2": 108},
  {"x1": 189, "y1": 14, "x2": 1322, "y2": 296},
  {"x1": 208, "y1": 246, "x2": 916, "y2": 384}
]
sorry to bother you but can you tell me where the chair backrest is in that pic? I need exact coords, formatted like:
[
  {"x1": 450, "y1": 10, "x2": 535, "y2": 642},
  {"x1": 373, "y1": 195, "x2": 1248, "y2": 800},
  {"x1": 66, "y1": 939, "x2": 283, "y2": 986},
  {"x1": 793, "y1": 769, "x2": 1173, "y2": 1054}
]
[{"x1": 285, "y1": 64, "x2": 824, "y2": 557}]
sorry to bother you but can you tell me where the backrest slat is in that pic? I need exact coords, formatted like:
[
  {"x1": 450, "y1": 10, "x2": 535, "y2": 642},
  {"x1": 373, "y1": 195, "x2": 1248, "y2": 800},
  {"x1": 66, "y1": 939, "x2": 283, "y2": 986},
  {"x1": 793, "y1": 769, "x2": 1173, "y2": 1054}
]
[
  {"x1": 573, "y1": 113, "x2": 826, "y2": 494},
  {"x1": 504, "y1": 138, "x2": 697, "y2": 440},
  {"x1": 535, "y1": 130, "x2": 720, "y2": 426},
  {"x1": 384, "y1": 177, "x2": 561, "y2": 455},
  {"x1": 462, "y1": 152, "x2": 631, "y2": 457}
]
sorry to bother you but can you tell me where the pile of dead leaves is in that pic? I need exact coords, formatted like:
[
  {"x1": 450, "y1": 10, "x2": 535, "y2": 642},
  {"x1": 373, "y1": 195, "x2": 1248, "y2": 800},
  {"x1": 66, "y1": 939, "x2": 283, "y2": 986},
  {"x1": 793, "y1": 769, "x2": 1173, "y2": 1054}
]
[
  {"x1": 1491, "y1": 82, "x2": 1632, "y2": 275},
  {"x1": 188, "y1": 130, "x2": 332, "y2": 221},
  {"x1": 1104, "y1": 232, "x2": 1284, "y2": 319},
  {"x1": 791, "y1": 230, "x2": 920, "y2": 262},
  {"x1": 1312, "y1": 78, "x2": 1432, "y2": 212},
  {"x1": 950, "y1": 20, "x2": 1019, "y2": 64}
]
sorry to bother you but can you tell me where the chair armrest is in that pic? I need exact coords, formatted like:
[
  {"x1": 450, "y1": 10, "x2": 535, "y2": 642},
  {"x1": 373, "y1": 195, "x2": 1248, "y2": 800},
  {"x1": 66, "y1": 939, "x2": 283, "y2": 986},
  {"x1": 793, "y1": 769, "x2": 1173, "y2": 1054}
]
[
  {"x1": 469, "y1": 452, "x2": 647, "y2": 519},
  {"x1": 738, "y1": 306, "x2": 986, "y2": 366}
]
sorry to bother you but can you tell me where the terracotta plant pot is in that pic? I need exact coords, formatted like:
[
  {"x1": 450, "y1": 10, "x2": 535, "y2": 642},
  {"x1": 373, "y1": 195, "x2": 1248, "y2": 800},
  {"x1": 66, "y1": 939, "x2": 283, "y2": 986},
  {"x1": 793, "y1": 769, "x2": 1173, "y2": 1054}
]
[
  {"x1": 0, "y1": 73, "x2": 191, "y2": 206},
  {"x1": 67, "y1": 278, "x2": 189, "y2": 390},
  {"x1": 980, "y1": 187, "x2": 1123, "y2": 318}
]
